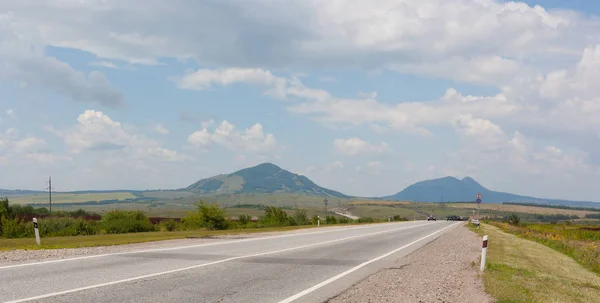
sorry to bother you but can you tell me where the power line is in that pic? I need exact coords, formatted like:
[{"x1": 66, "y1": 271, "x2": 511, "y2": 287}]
[{"x1": 44, "y1": 176, "x2": 54, "y2": 213}]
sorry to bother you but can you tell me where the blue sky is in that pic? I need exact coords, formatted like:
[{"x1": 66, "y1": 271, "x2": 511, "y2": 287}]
[{"x1": 1, "y1": 0, "x2": 600, "y2": 201}]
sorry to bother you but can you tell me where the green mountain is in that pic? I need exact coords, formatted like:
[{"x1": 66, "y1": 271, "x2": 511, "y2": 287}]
[
  {"x1": 185, "y1": 163, "x2": 350, "y2": 198},
  {"x1": 384, "y1": 176, "x2": 599, "y2": 207}
]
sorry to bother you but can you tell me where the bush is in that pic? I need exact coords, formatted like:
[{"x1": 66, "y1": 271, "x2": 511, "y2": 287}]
[
  {"x1": 507, "y1": 214, "x2": 521, "y2": 225},
  {"x1": 294, "y1": 209, "x2": 309, "y2": 225},
  {"x1": 260, "y1": 206, "x2": 291, "y2": 227},
  {"x1": 393, "y1": 215, "x2": 408, "y2": 221},
  {"x1": 160, "y1": 219, "x2": 180, "y2": 232},
  {"x1": 1, "y1": 217, "x2": 30, "y2": 238},
  {"x1": 338, "y1": 217, "x2": 350, "y2": 224},
  {"x1": 326, "y1": 215, "x2": 337, "y2": 224},
  {"x1": 182, "y1": 201, "x2": 227, "y2": 230},
  {"x1": 238, "y1": 214, "x2": 252, "y2": 226},
  {"x1": 312, "y1": 215, "x2": 320, "y2": 225},
  {"x1": 358, "y1": 217, "x2": 374, "y2": 223},
  {"x1": 101, "y1": 210, "x2": 155, "y2": 234}
]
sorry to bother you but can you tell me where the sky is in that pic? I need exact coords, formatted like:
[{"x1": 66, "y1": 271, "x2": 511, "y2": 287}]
[{"x1": 1, "y1": 0, "x2": 600, "y2": 201}]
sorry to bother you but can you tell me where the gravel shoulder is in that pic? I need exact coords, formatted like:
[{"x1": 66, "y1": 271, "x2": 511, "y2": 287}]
[
  {"x1": 0, "y1": 224, "x2": 374, "y2": 266},
  {"x1": 328, "y1": 224, "x2": 494, "y2": 303}
]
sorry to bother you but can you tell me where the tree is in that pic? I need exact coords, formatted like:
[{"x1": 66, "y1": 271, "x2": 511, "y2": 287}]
[
  {"x1": 507, "y1": 214, "x2": 521, "y2": 225},
  {"x1": 294, "y1": 209, "x2": 309, "y2": 225}
]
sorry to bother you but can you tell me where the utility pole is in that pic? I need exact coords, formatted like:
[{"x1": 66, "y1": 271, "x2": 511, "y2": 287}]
[
  {"x1": 323, "y1": 198, "x2": 328, "y2": 214},
  {"x1": 45, "y1": 176, "x2": 53, "y2": 213}
]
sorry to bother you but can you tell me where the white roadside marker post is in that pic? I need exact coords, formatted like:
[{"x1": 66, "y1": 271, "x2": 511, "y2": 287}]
[
  {"x1": 388, "y1": 216, "x2": 391, "y2": 222},
  {"x1": 33, "y1": 218, "x2": 41, "y2": 246},
  {"x1": 480, "y1": 235, "x2": 488, "y2": 271},
  {"x1": 317, "y1": 216, "x2": 320, "y2": 227}
]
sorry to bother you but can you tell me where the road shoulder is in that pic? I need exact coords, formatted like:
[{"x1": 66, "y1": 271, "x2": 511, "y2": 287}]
[{"x1": 328, "y1": 223, "x2": 493, "y2": 303}]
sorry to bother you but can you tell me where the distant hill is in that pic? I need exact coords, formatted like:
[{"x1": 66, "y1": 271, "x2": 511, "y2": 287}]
[
  {"x1": 185, "y1": 163, "x2": 350, "y2": 198},
  {"x1": 384, "y1": 176, "x2": 600, "y2": 207}
]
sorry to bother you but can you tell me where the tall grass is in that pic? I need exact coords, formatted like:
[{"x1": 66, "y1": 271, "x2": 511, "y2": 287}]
[{"x1": 489, "y1": 221, "x2": 600, "y2": 275}]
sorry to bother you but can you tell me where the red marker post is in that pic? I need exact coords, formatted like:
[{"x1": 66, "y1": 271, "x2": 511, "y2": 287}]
[{"x1": 480, "y1": 235, "x2": 488, "y2": 271}]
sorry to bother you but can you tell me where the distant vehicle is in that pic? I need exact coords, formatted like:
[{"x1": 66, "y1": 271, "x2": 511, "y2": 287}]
[
  {"x1": 446, "y1": 215, "x2": 467, "y2": 221},
  {"x1": 427, "y1": 215, "x2": 436, "y2": 221}
]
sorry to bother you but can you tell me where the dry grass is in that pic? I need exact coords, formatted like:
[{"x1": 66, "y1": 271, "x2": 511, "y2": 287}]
[
  {"x1": 471, "y1": 223, "x2": 600, "y2": 303},
  {"x1": 449, "y1": 203, "x2": 600, "y2": 217}
]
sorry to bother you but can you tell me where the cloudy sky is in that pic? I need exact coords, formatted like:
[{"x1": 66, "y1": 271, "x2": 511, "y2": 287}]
[{"x1": 1, "y1": 0, "x2": 600, "y2": 201}]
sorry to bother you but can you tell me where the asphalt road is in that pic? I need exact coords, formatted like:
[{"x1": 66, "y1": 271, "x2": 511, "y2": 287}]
[{"x1": 0, "y1": 221, "x2": 459, "y2": 303}]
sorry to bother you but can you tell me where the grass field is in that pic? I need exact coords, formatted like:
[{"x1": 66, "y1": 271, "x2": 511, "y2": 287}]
[
  {"x1": 201, "y1": 193, "x2": 350, "y2": 208},
  {"x1": 489, "y1": 221, "x2": 600, "y2": 274},
  {"x1": 470, "y1": 223, "x2": 600, "y2": 302},
  {"x1": 9, "y1": 192, "x2": 138, "y2": 205},
  {"x1": 449, "y1": 203, "x2": 600, "y2": 217},
  {"x1": 347, "y1": 205, "x2": 423, "y2": 219}
]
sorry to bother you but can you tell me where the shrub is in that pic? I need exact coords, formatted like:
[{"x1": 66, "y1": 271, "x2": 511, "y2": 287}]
[
  {"x1": 358, "y1": 217, "x2": 374, "y2": 223},
  {"x1": 160, "y1": 219, "x2": 180, "y2": 232},
  {"x1": 1, "y1": 217, "x2": 30, "y2": 238},
  {"x1": 393, "y1": 215, "x2": 408, "y2": 221},
  {"x1": 260, "y1": 206, "x2": 291, "y2": 227},
  {"x1": 506, "y1": 214, "x2": 521, "y2": 225},
  {"x1": 326, "y1": 215, "x2": 337, "y2": 224},
  {"x1": 101, "y1": 210, "x2": 155, "y2": 234},
  {"x1": 238, "y1": 214, "x2": 252, "y2": 226},
  {"x1": 338, "y1": 217, "x2": 350, "y2": 224},
  {"x1": 294, "y1": 209, "x2": 309, "y2": 225},
  {"x1": 182, "y1": 201, "x2": 227, "y2": 230}
]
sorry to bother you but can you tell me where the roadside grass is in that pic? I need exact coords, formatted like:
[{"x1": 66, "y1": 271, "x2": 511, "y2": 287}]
[
  {"x1": 489, "y1": 222, "x2": 600, "y2": 275},
  {"x1": 469, "y1": 223, "x2": 600, "y2": 303},
  {"x1": 0, "y1": 223, "x2": 369, "y2": 251},
  {"x1": 347, "y1": 205, "x2": 420, "y2": 220}
]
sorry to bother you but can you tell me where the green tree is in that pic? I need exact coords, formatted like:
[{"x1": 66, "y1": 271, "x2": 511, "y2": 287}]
[
  {"x1": 294, "y1": 209, "x2": 309, "y2": 225},
  {"x1": 183, "y1": 201, "x2": 227, "y2": 230},
  {"x1": 238, "y1": 214, "x2": 251, "y2": 226}
]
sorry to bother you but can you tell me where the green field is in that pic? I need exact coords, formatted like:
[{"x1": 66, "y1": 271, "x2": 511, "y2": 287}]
[{"x1": 8, "y1": 192, "x2": 138, "y2": 205}]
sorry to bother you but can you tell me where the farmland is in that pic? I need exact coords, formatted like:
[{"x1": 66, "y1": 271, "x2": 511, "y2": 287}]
[
  {"x1": 8, "y1": 192, "x2": 138, "y2": 205},
  {"x1": 448, "y1": 202, "x2": 600, "y2": 217}
]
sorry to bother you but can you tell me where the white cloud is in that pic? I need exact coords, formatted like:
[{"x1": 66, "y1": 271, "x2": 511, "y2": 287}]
[
  {"x1": 333, "y1": 138, "x2": 392, "y2": 156},
  {"x1": 0, "y1": 12, "x2": 123, "y2": 107},
  {"x1": 153, "y1": 124, "x2": 169, "y2": 135},
  {"x1": 0, "y1": 127, "x2": 69, "y2": 165},
  {"x1": 6, "y1": 109, "x2": 17, "y2": 119},
  {"x1": 53, "y1": 110, "x2": 189, "y2": 163},
  {"x1": 188, "y1": 120, "x2": 279, "y2": 154}
]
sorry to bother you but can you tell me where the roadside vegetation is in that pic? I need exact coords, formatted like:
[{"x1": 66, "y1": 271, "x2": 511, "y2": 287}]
[
  {"x1": 0, "y1": 197, "x2": 406, "y2": 249},
  {"x1": 486, "y1": 216, "x2": 600, "y2": 275},
  {"x1": 470, "y1": 222, "x2": 600, "y2": 302}
]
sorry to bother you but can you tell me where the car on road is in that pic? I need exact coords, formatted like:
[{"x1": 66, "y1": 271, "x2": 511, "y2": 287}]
[{"x1": 427, "y1": 215, "x2": 436, "y2": 221}]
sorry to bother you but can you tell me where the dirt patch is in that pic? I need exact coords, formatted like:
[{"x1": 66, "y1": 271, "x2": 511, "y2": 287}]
[{"x1": 328, "y1": 224, "x2": 494, "y2": 303}]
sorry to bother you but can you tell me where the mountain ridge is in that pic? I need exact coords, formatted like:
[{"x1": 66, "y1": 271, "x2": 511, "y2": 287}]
[
  {"x1": 184, "y1": 162, "x2": 350, "y2": 198},
  {"x1": 384, "y1": 175, "x2": 598, "y2": 206}
]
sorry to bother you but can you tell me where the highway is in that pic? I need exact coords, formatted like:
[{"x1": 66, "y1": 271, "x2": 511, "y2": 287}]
[{"x1": 0, "y1": 221, "x2": 459, "y2": 303}]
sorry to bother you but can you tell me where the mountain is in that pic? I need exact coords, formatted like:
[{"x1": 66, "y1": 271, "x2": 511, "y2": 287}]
[
  {"x1": 384, "y1": 176, "x2": 599, "y2": 206},
  {"x1": 185, "y1": 163, "x2": 350, "y2": 198}
]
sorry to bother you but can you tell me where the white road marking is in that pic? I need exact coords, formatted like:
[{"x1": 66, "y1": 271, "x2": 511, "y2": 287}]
[
  {"x1": 0, "y1": 221, "x2": 424, "y2": 270},
  {"x1": 278, "y1": 222, "x2": 461, "y2": 303},
  {"x1": 4, "y1": 222, "x2": 441, "y2": 303}
]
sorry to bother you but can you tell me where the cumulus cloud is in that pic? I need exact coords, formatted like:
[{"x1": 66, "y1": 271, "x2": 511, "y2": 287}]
[
  {"x1": 0, "y1": 128, "x2": 70, "y2": 165},
  {"x1": 52, "y1": 110, "x2": 189, "y2": 163},
  {"x1": 333, "y1": 138, "x2": 392, "y2": 156},
  {"x1": 153, "y1": 124, "x2": 169, "y2": 135},
  {"x1": 188, "y1": 120, "x2": 279, "y2": 154}
]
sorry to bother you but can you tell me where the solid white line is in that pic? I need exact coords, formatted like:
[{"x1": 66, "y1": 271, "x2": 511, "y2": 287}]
[
  {"x1": 4, "y1": 222, "x2": 439, "y2": 303},
  {"x1": 277, "y1": 222, "x2": 461, "y2": 303},
  {"x1": 0, "y1": 221, "x2": 422, "y2": 270}
]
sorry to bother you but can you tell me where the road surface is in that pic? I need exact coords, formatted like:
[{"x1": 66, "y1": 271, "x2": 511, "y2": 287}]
[{"x1": 0, "y1": 221, "x2": 459, "y2": 303}]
